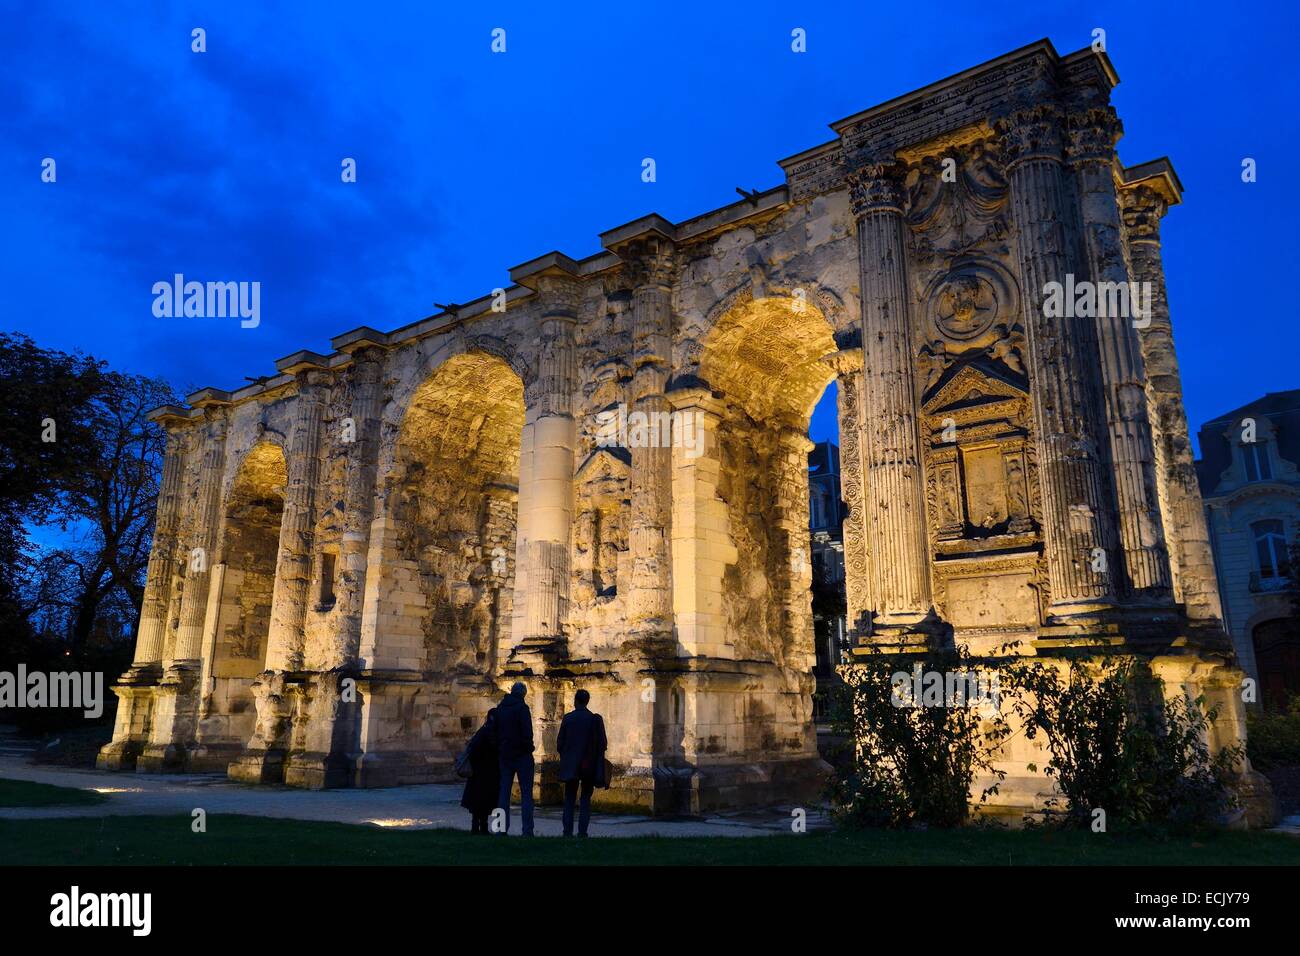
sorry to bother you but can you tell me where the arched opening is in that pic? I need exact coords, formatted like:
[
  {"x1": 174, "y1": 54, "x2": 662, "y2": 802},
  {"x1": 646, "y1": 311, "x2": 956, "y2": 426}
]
[
  {"x1": 373, "y1": 351, "x2": 525, "y2": 762},
  {"x1": 201, "y1": 442, "x2": 287, "y2": 758},
  {"x1": 697, "y1": 295, "x2": 837, "y2": 679}
]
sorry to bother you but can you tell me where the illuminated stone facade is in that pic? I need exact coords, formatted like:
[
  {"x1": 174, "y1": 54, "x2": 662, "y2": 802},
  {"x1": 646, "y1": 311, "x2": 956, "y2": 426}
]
[{"x1": 101, "y1": 39, "x2": 1268, "y2": 818}]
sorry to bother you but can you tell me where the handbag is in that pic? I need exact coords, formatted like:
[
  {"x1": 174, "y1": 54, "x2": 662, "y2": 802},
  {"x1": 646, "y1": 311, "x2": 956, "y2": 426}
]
[
  {"x1": 597, "y1": 757, "x2": 614, "y2": 789},
  {"x1": 454, "y1": 747, "x2": 472, "y2": 779}
]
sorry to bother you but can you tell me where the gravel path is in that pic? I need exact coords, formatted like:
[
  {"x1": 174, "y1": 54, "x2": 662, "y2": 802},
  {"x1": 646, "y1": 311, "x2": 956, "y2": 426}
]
[{"x1": 0, "y1": 751, "x2": 826, "y2": 837}]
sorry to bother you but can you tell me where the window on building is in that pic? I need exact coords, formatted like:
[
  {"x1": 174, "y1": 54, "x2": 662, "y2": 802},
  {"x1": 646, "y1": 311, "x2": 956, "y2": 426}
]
[
  {"x1": 1242, "y1": 441, "x2": 1273, "y2": 482},
  {"x1": 1253, "y1": 519, "x2": 1290, "y2": 580}
]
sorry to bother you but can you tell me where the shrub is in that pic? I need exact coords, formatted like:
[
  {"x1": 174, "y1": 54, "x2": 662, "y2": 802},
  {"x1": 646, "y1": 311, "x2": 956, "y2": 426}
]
[
  {"x1": 1003, "y1": 655, "x2": 1241, "y2": 831},
  {"x1": 827, "y1": 644, "x2": 1009, "y2": 829},
  {"x1": 1246, "y1": 694, "x2": 1300, "y2": 771}
]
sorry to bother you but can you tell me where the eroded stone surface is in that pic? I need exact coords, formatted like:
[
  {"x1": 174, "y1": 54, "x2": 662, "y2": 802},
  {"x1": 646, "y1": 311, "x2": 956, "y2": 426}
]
[{"x1": 101, "y1": 40, "x2": 1265, "y2": 819}]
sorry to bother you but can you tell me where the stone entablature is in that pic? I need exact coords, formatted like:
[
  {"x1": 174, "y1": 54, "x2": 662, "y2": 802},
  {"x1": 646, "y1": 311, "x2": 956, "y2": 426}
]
[{"x1": 99, "y1": 38, "x2": 1264, "y2": 818}]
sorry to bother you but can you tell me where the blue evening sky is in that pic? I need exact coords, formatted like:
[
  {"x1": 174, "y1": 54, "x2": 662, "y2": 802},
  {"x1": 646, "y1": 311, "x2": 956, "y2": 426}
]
[{"x1": 2, "y1": 1, "x2": 1296, "y2": 453}]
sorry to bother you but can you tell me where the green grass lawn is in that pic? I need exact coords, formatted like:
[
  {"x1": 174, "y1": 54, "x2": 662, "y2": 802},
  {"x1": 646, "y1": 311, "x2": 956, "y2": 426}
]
[
  {"x1": 1, "y1": 813, "x2": 1297, "y2": 865},
  {"x1": 0, "y1": 778, "x2": 108, "y2": 808}
]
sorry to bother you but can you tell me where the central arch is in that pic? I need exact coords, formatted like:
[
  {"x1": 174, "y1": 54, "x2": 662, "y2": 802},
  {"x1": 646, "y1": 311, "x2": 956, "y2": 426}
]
[
  {"x1": 698, "y1": 294, "x2": 836, "y2": 667},
  {"x1": 360, "y1": 350, "x2": 525, "y2": 779}
]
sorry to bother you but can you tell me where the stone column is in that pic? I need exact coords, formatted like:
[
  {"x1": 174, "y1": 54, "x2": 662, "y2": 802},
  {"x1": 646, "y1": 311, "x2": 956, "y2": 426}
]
[
  {"x1": 624, "y1": 237, "x2": 676, "y2": 648},
  {"x1": 338, "y1": 346, "x2": 385, "y2": 667},
  {"x1": 995, "y1": 104, "x2": 1117, "y2": 617},
  {"x1": 98, "y1": 411, "x2": 190, "y2": 770},
  {"x1": 775, "y1": 426, "x2": 817, "y2": 672},
  {"x1": 512, "y1": 274, "x2": 579, "y2": 659},
  {"x1": 140, "y1": 401, "x2": 229, "y2": 770},
  {"x1": 848, "y1": 160, "x2": 932, "y2": 632},
  {"x1": 1119, "y1": 181, "x2": 1224, "y2": 623},
  {"x1": 1066, "y1": 106, "x2": 1174, "y2": 603},
  {"x1": 231, "y1": 370, "x2": 328, "y2": 784},
  {"x1": 132, "y1": 417, "x2": 189, "y2": 669},
  {"x1": 264, "y1": 371, "x2": 328, "y2": 672},
  {"x1": 823, "y1": 349, "x2": 873, "y2": 638}
]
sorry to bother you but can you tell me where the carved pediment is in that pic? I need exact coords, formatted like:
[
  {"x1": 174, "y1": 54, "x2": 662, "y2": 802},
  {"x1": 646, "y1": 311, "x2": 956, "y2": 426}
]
[
  {"x1": 575, "y1": 446, "x2": 631, "y2": 484},
  {"x1": 923, "y1": 359, "x2": 1028, "y2": 417}
]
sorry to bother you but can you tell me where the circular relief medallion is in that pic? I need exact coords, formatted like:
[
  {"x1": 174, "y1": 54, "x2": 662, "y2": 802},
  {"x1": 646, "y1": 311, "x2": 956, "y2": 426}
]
[{"x1": 933, "y1": 271, "x2": 998, "y2": 341}]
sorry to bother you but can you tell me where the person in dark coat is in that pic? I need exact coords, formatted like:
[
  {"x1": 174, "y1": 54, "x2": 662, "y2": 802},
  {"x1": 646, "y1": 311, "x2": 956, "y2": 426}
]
[
  {"x1": 556, "y1": 689, "x2": 607, "y2": 837},
  {"x1": 495, "y1": 681, "x2": 535, "y2": 836},
  {"x1": 460, "y1": 708, "x2": 500, "y2": 834}
]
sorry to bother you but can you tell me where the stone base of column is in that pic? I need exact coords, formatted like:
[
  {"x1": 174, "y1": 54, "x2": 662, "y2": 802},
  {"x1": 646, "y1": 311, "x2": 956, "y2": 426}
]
[
  {"x1": 97, "y1": 666, "x2": 162, "y2": 771},
  {"x1": 283, "y1": 750, "x2": 353, "y2": 789},
  {"x1": 283, "y1": 671, "x2": 362, "y2": 789},
  {"x1": 228, "y1": 748, "x2": 288, "y2": 784},
  {"x1": 136, "y1": 663, "x2": 200, "y2": 773},
  {"x1": 187, "y1": 741, "x2": 249, "y2": 773}
]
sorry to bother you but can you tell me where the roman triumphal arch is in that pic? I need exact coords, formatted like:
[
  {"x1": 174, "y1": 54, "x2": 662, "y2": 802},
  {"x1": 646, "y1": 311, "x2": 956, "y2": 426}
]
[{"x1": 101, "y1": 40, "x2": 1269, "y2": 816}]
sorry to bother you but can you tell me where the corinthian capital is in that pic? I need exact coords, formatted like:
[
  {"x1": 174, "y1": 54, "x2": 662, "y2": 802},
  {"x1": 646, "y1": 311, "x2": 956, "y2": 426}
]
[
  {"x1": 993, "y1": 103, "x2": 1065, "y2": 169},
  {"x1": 1065, "y1": 106, "x2": 1123, "y2": 166},
  {"x1": 846, "y1": 159, "x2": 905, "y2": 217},
  {"x1": 621, "y1": 235, "x2": 676, "y2": 289},
  {"x1": 534, "y1": 272, "x2": 582, "y2": 321},
  {"x1": 1118, "y1": 183, "x2": 1167, "y2": 243}
]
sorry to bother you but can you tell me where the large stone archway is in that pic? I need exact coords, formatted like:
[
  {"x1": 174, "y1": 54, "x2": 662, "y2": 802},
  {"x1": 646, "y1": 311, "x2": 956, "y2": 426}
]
[
  {"x1": 105, "y1": 40, "x2": 1268, "y2": 821},
  {"x1": 354, "y1": 350, "x2": 525, "y2": 785},
  {"x1": 190, "y1": 441, "x2": 287, "y2": 770}
]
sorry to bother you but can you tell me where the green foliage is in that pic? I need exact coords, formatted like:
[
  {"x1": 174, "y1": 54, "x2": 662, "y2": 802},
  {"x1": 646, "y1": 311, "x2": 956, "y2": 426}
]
[
  {"x1": 1246, "y1": 694, "x2": 1300, "y2": 771},
  {"x1": 827, "y1": 644, "x2": 1009, "y2": 829},
  {"x1": 1003, "y1": 655, "x2": 1242, "y2": 831}
]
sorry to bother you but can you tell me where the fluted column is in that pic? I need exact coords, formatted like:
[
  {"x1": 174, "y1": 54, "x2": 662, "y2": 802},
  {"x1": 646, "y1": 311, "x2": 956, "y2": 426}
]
[
  {"x1": 994, "y1": 104, "x2": 1118, "y2": 617},
  {"x1": 171, "y1": 407, "x2": 230, "y2": 663},
  {"x1": 1066, "y1": 106, "x2": 1173, "y2": 602},
  {"x1": 1120, "y1": 182, "x2": 1224, "y2": 623},
  {"x1": 97, "y1": 412, "x2": 192, "y2": 771},
  {"x1": 264, "y1": 371, "x2": 328, "y2": 671},
  {"x1": 138, "y1": 402, "x2": 229, "y2": 770},
  {"x1": 131, "y1": 416, "x2": 189, "y2": 669},
  {"x1": 513, "y1": 274, "x2": 579, "y2": 653},
  {"x1": 625, "y1": 237, "x2": 676, "y2": 645},
  {"x1": 336, "y1": 347, "x2": 385, "y2": 668},
  {"x1": 822, "y1": 349, "x2": 873, "y2": 637},
  {"x1": 848, "y1": 161, "x2": 932, "y2": 630}
]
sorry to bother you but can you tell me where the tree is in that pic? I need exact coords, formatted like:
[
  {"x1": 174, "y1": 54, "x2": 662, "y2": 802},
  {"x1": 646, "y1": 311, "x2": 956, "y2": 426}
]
[{"x1": 0, "y1": 332, "x2": 181, "y2": 647}]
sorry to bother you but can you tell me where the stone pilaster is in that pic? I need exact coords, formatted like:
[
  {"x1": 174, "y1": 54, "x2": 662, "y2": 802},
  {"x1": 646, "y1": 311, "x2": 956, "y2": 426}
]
[
  {"x1": 511, "y1": 272, "x2": 579, "y2": 662},
  {"x1": 848, "y1": 160, "x2": 933, "y2": 633},
  {"x1": 1119, "y1": 180, "x2": 1224, "y2": 623},
  {"x1": 995, "y1": 104, "x2": 1117, "y2": 618},
  {"x1": 624, "y1": 236, "x2": 676, "y2": 649},
  {"x1": 1066, "y1": 106, "x2": 1174, "y2": 603},
  {"x1": 139, "y1": 401, "x2": 229, "y2": 770},
  {"x1": 822, "y1": 349, "x2": 872, "y2": 638},
  {"x1": 98, "y1": 411, "x2": 189, "y2": 771},
  {"x1": 668, "y1": 386, "x2": 733, "y2": 658}
]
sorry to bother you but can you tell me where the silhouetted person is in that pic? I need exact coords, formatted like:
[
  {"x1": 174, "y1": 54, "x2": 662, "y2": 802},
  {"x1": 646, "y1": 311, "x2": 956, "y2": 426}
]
[
  {"x1": 556, "y1": 688, "x2": 607, "y2": 837},
  {"x1": 460, "y1": 708, "x2": 500, "y2": 835},
  {"x1": 495, "y1": 681, "x2": 535, "y2": 835}
]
